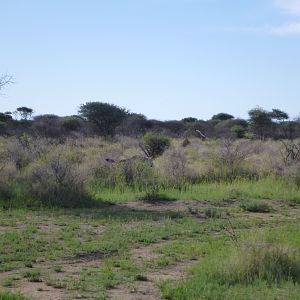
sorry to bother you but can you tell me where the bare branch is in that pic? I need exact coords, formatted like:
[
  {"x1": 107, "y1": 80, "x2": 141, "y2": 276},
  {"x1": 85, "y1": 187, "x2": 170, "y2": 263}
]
[{"x1": 0, "y1": 74, "x2": 14, "y2": 91}]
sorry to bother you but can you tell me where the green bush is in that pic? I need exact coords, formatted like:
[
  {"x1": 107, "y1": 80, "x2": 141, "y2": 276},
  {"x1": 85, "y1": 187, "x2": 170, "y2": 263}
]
[
  {"x1": 142, "y1": 133, "x2": 170, "y2": 159},
  {"x1": 231, "y1": 125, "x2": 246, "y2": 138},
  {"x1": 60, "y1": 117, "x2": 81, "y2": 131}
]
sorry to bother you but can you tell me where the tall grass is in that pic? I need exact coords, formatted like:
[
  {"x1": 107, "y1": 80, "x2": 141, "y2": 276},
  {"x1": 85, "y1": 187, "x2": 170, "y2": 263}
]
[{"x1": 92, "y1": 177, "x2": 300, "y2": 203}]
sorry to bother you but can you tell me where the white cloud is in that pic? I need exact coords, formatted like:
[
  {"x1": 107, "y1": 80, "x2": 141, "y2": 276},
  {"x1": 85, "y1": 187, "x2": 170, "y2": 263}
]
[
  {"x1": 275, "y1": 0, "x2": 300, "y2": 15},
  {"x1": 224, "y1": 1, "x2": 300, "y2": 37},
  {"x1": 224, "y1": 23, "x2": 300, "y2": 36},
  {"x1": 270, "y1": 21, "x2": 300, "y2": 35}
]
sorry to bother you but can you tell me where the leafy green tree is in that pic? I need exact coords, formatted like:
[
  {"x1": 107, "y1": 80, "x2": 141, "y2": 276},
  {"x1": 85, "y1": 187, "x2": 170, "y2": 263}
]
[
  {"x1": 212, "y1": 113, "x2": 234, "y2": 122},
  {"x1": 248, "y1": 107, "x2": 272, "y2": 140},
  {"x1": 79, "y1": 102, "x2": 129, "y2": 136},
  {"x1": 182, "y1": 117, "x2": 198, "y2": 123},
  {"x1": 269, "y1": 109, "x2": 289, "y2": 122},
  {"x1": 0, "y1": 112, "x2": 12, "y2": 123},
  {"x1": 141, "y1": 133, "x2": 171, "y2": 158},
  {"x1": 231, "y1": 125, "x2": 246, "y2": 138}
]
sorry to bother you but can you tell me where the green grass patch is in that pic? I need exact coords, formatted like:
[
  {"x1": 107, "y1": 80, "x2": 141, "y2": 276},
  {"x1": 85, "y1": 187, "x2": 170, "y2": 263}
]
[
  {"x1": 93, "y1": 177, "x2": 300, "y2": 203},
  {"x1": 160, "y1": 224, "x2": 300, "y2": 300},
  {"x1": 0, "y1": 292, "x2": 26, "y2": 300}
]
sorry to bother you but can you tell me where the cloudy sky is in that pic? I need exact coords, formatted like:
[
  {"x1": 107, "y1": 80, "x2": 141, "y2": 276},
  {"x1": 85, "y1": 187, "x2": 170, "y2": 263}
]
[{"x1": 1, "y1": 0, "x2": 300, "y2": 120}]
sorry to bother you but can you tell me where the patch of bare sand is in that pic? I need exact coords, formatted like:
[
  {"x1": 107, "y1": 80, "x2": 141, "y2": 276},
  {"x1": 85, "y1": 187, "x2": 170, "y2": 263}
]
[{"x1": 121, "y1": 200, "x2": 210, "y2": 213}]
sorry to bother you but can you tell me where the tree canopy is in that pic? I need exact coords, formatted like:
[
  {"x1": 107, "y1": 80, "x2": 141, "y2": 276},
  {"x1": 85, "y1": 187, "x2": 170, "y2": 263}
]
[
  {"x1": 211, "y1": 113, "x2": 234, "y2": 122},
  {"x1": 79, "y1": 102, "x2": 129, "y2": 136}
]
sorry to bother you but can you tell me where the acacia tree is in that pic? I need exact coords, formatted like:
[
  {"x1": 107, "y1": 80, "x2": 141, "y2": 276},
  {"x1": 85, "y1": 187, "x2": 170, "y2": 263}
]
[
  {"x1": 79, "y1": 102, "x2": 129, "y2": 136},
  {"x1": 211, "y1": 113, "x2": 234, "y2": 122},
  {"x1": 248, "y1": 107, "x2": 272, "y2": 140},
  {"x1": 15, "y1": 107, "x2": 33, "y2": 120},
  {"x1": 270, "y1": 109, "x2": 289, "y2": 123}
]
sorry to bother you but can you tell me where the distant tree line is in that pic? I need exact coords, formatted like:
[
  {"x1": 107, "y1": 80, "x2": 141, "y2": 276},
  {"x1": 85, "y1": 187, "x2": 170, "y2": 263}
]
[{"x1": 0, "y1": 101, "x2": 299, "y2": 140}]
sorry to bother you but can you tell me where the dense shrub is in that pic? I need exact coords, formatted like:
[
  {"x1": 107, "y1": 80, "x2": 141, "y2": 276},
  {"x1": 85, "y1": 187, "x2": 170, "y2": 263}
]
[
  {"x1": 26, "y1": 153, "x2": 90, "y2": 207},
  {"x1": 93, "y1": 156, "x2": 154, "y2": 190},
  {"x1": 141, "y1": 133, "x2": 170, "y2": 158},
  {"x1": 231, "y1": 125, "x2": 246, "y2": 138},
  {"x1": 60, "y1": 116, "x2": 81, "y2": 131}
]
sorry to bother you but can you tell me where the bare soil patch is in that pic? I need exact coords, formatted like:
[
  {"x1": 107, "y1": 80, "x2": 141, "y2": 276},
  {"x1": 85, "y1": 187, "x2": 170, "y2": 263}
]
[
  {"x1": 14, "y1": 281, "x2": 67, "y2": 300},
  {"x1": 122, "y1": 200, "x2": 210, "y2": 213}
]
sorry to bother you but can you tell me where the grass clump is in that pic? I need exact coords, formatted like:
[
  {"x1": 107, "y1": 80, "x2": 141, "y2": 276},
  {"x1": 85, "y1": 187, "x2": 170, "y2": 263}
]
[
  {"x1": 53, "y1": 265, "x2": 63, "y2": 273},
  {"x1": 223, "y1": 243, "x2": 300, "y2": 285},
  {"x1": 23, "y1": 270, "x2": 42, "y2": 282},
  {"x1": 204, "y1": 207, "x2": 222, "y2": 219},
  {"x1": 240, "y1": 200, "x2": 273, "y2": 213}
]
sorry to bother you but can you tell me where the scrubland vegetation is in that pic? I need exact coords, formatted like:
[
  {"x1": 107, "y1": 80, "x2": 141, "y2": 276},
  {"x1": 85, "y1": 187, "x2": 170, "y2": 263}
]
[
  {"x1": 1, "y1": 134, "x2": 300, "y2": 208},
  {"x1": 1, "y1": 101, "x2": 300, "y2": 299}
]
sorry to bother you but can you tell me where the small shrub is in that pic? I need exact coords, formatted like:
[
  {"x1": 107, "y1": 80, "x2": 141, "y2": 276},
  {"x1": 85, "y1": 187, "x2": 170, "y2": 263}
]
[
  {"x1": 53, "y1": 265, "x2": 63, "y2": 273},
  {"x1": 26, "y1": 153, "x2": 91, "y2": 207},
  {"x1": 240, "y1": 200, "x2": 272, "y2": 213},
  {"x1": 160, "y1": 148, "x2": 192, "y2": 189},
  {"x1": 134, "y1": 274, "x2": 148, "y2": 281},
  {"x1": 141, "y1": 133, "x2": 170, "y2": 158},
  {"x1": 210, "y1": 139, "x2": 253, "y2": 181},
  {"x1": 120, "y1": 157, "x2": 154, "y2": 188}
]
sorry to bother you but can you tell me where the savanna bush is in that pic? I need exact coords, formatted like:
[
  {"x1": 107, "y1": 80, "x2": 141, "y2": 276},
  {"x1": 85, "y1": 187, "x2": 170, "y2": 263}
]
[
  {"x1": 208, "y1": 139, "x2": 255, "y2": 181},
  {"x1": 93, "y1": 156, "x2": 154, "y2": 190},
  {"x1": 142, "y1": 132, "x2": 170, "y2": 158},
  {"x1": 25, "y1": 152, "x2": 90, "y2": 207},
  {"x1": 159, "y1": 148, "x2": 195, "y2": 188}
]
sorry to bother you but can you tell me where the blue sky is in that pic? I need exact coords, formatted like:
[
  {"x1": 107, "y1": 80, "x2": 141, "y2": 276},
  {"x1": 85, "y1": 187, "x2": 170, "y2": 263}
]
[{"x1": 1, "y1": 0, "x2": 300, "y2": 120}]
